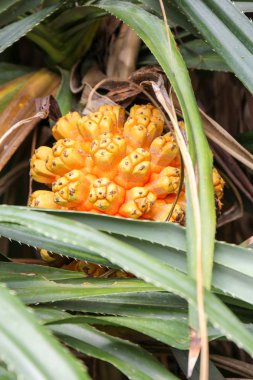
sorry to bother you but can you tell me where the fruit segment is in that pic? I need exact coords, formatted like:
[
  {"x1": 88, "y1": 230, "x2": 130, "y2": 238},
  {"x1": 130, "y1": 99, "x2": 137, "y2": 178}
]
[
  {"x1": 90, "y1": 133, "x2": 126, "y2": 179},
  {"x1": 77, "y1": 104, "x2": 125, "y2": 142},
  {"x1": 30, "y1": 146, "x2": 56, "y2": 184},
  {"x1": 119, "y1": 187, "x2": 156, "y2": 219},
  {"x1": 88, "y1": 178, "x2": 125, "y2": 215},
  {"x1": 115, "y1": 148, "x2": 151, "y2": 189},
  {"x1": 52, "y1": 112, "x2": 82, "y2": 141},
  {"x1": 46, "y1": 138, "x2": 88, "y2": 176},
  {"x1": 144, "y1": 197, "x2": 185, "y2": 223},
  {"x1": 213, "y1": 167, "x2": 225, "y2": 210},
  {"x1": 129, "y1": 104, "x2": 164, "y2": 127},
  {"x1": 66, "y1": 261, "x2": 107, "y2": 276},
  {"x1": 147, "y1": 166, "x2": 181, "y2": 198},
  {"x1": 124, "y1": 104, "x2": 164, "y2": 150},
  {"x1": 28, "y1": 190, "x2": 61, "y2": 209},
  {"x1": 52, "y1": 170, "x2": 95, "y2": 208},
  {"x1": 62, "y1": 260, "x2": 132, "y2": 278},
  {"x1": 213, "y1": 168, "x2": 225, "y2": 200},
  {"x1": 168, "y1": 204, "x2": 185, "y2": 224},
  {"x1": 98, "y1": 104, "x2": 125, "y2": 130},
  {"x1": 150, "y1": 132, "x2": 179, "y2": 172}
]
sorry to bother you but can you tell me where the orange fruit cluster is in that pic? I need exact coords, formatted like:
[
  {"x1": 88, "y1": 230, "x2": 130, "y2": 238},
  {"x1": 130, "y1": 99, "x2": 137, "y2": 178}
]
[{"x1": 29, "y1": 104, "x2": 224, "y2": 223}]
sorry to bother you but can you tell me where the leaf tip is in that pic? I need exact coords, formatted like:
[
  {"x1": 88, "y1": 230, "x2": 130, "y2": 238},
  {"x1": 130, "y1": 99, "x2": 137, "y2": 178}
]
[{"x1": 187, "y1": 328, "x2": 201, "y2": 378}]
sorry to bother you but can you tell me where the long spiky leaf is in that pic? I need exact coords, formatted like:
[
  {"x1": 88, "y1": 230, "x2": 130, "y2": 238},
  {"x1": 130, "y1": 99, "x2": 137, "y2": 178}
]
[{"x1": 0, "y1": 207, "x2": 253, "y2": 360}]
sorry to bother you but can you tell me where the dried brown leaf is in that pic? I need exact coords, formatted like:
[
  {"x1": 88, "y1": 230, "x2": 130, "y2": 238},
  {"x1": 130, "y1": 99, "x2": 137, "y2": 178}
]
[
  {"x1": 70, "y1": 62, "x2": 107, "y2": 94},
  {"x1": 81, "y1": 82, "x2": 117, "y2": 115},
  {"x1": 106, "y1": 24, "x2": 141, "y2": 80},
  {"x1": 210, "y1": 355, "x2": 253, "y2": 378},
  {"x1": 0, "y1": 69, "x2": 60, "y2": 172},
  {"x1": 35, "y1": 95, "x2": 62, "y2": 122},
  {"x1": 211, "y1": 143, "x2": 253, "y2": 202},
  {"x1": 216, "y1": 171, "x2": 244, "y2": 227},
  {"x1": 200, "y1": 109, "x2": 253, "y2": 171}
]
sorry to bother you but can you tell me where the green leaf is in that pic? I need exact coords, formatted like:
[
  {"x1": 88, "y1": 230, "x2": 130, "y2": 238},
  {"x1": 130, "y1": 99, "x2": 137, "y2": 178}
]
[
  {"x1": 35, "y1": 299, "x2": 208, "y2": 352},
  {"x1": 180, "y1": 39, "x2": 230, "y2": 71},
  {"x1": 34, "y1": 310, "x2": 195, "y2": 350},
  {"x1": 0, "y1": 63, "x2": 33, "y2": 85},
  {"x1": 0, "y1": 3, "x2": 61, "y2": 53},
  {"x1": 203, "y1": 0, "x2": 253, "y2": 53},
  {"x1": 56, "y1": 69, "x2": 73, "y2": 115},
  {"x1": 1, "y1": 210, "x2": 253, "y2": 306},
  {"x1": 0, "y1": 262, "x2": 86, "y2": 280},
  {"x1": 138, "y1": 1, "x2": 230, "y2": 72},
  {"x1": 114, "y1": 234, "x2": 253, "y2": 279},
  {"x1": 1, "y1": 207, "x2": 253, "y2": 358},
  {"x1": 44, "y1": 209, "x2": 187, "y2": 250},
  {"x1": 4, "y1": 275, "x2": 158, "y2": 304},
  {"x1": 27, "y1": 6, "x2": 103, "y2": 68},
  {"x1": 0, "y1": 0, "x2": 42, "y2": 28},
  {"x1": 0, "y1": 284, "x2": 90, "y2": 380},
  {"x1": 139, "y1": 0, "x2": 197, "y2": 34},
  {"x1": 116, "y1": 237, "x2": 253, "y2": 306},
  {"x1": 235, "y1": 2, "x2": 253, "y2": 12},
  {"x1": 33, "y1": 307, "x2": 71, "y2": 324},
  {"x1": 176, "y1": 0, "x2": 253, "y2": 94},
  {"x1": 43, "y1": 292, "x2": 188, "y2": 319},
  {"x1": 50, "y1": 323, "x2": 179, "y2": 380},
  {"x1": 0, "y1": 0, "x2": 20, "y2": 14},
  {"x1": 139, "y1": 40, "x2": 230, "y2": 72},
  {"x1": 44, "y1": 209, "x2": 253, "y2": 278},
  {"x1": 53, "y1": 315, "x2": 191, "y2": 349},
  {"x1": 0, "y1": 222, "x2": 112, "y2": 267},
  {"x1": 0, "y1": 365, "x2": 16, "y2": 380}
]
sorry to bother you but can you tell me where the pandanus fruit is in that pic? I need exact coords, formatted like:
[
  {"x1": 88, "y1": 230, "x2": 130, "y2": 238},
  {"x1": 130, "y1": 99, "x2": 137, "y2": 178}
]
[{"x1": 30, "y1": 103, "x2": 224, "y2": 224}]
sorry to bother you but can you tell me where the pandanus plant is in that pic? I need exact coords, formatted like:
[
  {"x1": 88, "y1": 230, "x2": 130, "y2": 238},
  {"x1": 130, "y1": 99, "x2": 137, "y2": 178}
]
[{"x1": 1, "y1": 1, "x2": 253, "y2": 380}]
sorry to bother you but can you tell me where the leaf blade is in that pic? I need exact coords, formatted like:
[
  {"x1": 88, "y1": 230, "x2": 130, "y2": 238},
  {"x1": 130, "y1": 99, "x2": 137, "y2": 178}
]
[
  {"x1": 0, "y1": 284, "x2": 90, "y2": 380},
  {"x1": 1, "y1": 207, "x2": 253, "y2": 358},
  {"x1": 0, "y1": 4, "x2": 61, "y2": 53},
  {"x1": 50, "y1": 323, "x2": 179, "y2": 380}
]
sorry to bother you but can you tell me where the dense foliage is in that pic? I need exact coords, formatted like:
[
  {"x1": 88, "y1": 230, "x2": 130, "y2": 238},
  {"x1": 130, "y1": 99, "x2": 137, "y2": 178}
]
[{"x1": 0, "y1": 1, "x2": 253, "y2": 379}]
